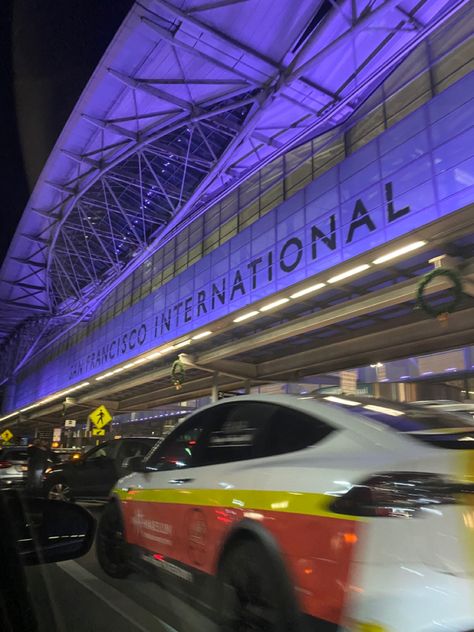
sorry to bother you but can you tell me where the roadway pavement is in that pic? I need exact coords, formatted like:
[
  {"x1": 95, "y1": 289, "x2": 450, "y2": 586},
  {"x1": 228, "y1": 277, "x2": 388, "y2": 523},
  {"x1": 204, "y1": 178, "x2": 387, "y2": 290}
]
[{"x1": 25, "y1": 505, "x2": 218, "y2": 632}]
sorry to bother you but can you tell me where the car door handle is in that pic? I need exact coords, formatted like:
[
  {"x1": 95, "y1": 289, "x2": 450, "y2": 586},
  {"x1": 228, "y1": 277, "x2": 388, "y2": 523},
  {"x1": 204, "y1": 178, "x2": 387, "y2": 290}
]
[{"x1": 168, "y1": 478, "x2": 195, "y2": 485}]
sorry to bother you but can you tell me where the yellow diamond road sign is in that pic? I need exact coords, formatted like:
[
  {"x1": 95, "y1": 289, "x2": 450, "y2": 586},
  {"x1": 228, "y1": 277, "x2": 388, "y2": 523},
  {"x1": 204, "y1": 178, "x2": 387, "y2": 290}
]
[
  {"x1": 89, "y1": 405, "x2": 112, "y2": 429},
  {"x1": 92, "y1": 428, "x2": 106, "y2": 436},
  {"x1": 1, "y1": 429, "x2": 13, "y2": 442}
]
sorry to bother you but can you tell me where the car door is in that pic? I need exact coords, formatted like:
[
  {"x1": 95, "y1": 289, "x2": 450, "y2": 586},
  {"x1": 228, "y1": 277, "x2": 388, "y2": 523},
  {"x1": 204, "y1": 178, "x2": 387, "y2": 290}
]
[
  {"x1": 121, "y1": 413, "x2": 211, "y2": 564},
  {"x1": 74, "y1": 441, "x2": 119, "y2": 499},
  {"x1": 126, "y1": 401, "x2": 276, "y2": 577}
]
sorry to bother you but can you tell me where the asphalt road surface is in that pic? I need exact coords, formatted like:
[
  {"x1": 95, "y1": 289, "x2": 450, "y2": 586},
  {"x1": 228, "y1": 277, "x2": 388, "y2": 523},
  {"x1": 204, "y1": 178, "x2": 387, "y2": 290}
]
[{"x1": 25, "y1": 505, "x2": 218, "y2": 632}]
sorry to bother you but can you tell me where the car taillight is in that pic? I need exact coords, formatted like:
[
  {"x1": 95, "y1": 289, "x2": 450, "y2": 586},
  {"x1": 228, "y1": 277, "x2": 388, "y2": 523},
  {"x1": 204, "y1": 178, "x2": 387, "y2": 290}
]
[
  {"x1": 331, "y1": 472, "x2": 468, "y2": 518},
  {"x1": 0, "y1": 460, "x2": 12, "y2": 469}
]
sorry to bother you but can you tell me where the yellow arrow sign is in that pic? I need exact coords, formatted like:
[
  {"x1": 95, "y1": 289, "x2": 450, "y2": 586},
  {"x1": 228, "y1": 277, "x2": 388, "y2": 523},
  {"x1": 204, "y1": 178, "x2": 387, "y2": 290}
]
[
  {"x1": 89, "y1": 405, "x2": 112, "y2": 429},
  {"x1": 1, "y1": 429, "x2": 13, "y2": 442},
  {"x1": 92, "y1": 428, "x2": 106, "y2": 436}
]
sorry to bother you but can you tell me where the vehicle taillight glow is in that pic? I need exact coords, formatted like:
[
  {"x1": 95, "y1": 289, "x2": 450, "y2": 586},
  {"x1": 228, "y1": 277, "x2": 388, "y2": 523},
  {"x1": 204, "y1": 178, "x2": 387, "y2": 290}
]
[
  {"x1": 331, "y1": 472, "x2": 469, "y2": 518},
  {"x1": 0, "y1": 461, "x2": 12, "y2": 469}
]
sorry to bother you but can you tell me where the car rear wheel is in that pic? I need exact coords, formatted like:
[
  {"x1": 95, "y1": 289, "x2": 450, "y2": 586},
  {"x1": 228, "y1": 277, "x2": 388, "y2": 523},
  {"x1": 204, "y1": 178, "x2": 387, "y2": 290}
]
[
  {"x1": 46, "y1": 480, "x2": 74, "y2": 503},
  {"x1": 96, "y1": 502, "x2": 130, "y2": 579},
  {"x1": 218, "y1": 538, "x2": 303, "y2": 632}
]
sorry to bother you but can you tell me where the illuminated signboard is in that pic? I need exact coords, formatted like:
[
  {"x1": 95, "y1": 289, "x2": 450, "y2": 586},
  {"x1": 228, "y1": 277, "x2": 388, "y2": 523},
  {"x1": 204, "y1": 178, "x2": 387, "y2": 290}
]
[{"x1": 9, "y1": 72, "x2": 474, "y2": 409}]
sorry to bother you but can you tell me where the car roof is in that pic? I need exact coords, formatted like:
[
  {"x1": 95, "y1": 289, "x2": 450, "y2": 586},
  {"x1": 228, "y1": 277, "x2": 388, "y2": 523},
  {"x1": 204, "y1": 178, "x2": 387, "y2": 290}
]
[{"x1": 187, "y1": 393, "x2": 411, "y2": 450}]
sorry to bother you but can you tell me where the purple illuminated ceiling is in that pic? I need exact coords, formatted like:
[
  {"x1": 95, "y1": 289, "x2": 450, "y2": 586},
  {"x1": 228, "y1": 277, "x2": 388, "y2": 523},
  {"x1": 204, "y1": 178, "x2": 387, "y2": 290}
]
[{"x1": 0, "y1": 0, "x2": 469, "y2": 344}]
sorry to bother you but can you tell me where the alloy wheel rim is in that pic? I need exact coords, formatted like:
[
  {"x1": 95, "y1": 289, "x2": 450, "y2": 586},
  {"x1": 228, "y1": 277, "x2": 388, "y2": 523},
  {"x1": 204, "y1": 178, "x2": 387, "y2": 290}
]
[{"x1": 48, "y1": 483, "x2": 72, "y2": 501}]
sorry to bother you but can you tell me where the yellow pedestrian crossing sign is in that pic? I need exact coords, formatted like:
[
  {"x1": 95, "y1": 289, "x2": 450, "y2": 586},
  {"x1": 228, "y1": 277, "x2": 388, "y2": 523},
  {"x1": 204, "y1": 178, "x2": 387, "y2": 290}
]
[
  {"x1": 1, "y1": 429, "x2": 13, "y2": 442},
  {"x1": 89, "y1": 405, "x2": 112, "y2": 429},
  {"x1": 92, "y1": 428, "x2": 106, "y2": 436}
]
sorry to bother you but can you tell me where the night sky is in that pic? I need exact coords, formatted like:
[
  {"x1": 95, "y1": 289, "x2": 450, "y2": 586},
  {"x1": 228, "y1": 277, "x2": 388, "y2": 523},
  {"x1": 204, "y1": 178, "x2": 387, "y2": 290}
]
[{"x1": 0, "y1": 0, "x2": 133, "y2": 266}]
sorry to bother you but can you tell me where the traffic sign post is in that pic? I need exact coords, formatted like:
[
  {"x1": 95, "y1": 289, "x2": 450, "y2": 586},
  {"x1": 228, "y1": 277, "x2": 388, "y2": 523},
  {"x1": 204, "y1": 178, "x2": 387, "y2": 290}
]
[
  {"x1": 1, "y1": 429, "x2": 13, "y2": 443},
  {"x1": 89, "y1": 405, "x2": 112, "y2": 430}
]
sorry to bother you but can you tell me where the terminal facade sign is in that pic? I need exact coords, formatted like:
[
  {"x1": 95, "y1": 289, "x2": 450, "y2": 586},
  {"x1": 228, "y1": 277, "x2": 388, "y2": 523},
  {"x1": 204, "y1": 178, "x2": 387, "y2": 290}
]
[{"x1": 8, "y1": 73, "x2": 474, "y2": 410}]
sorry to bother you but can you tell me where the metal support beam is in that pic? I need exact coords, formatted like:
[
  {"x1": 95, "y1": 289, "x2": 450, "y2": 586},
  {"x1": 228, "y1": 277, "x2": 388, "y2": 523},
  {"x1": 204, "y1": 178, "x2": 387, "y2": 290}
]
[
  {"x1": 11, "y1": 258, "x2": 46, "y2": 269},
  {"x1": 81, "y1": 114, "x2": 138, "y2": 141},
  {"x1": 61, "y1": 149, "x2": 102, "y2": 170},
  {"x1": 108, "y1": 68, "x2": 194, "y2": 112}
]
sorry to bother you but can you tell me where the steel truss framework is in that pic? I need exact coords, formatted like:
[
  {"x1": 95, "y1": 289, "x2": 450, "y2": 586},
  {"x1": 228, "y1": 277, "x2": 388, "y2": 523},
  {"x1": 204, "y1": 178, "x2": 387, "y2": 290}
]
[{"x1": 0, "y1": 0, "x2": 468, "y2": 379}]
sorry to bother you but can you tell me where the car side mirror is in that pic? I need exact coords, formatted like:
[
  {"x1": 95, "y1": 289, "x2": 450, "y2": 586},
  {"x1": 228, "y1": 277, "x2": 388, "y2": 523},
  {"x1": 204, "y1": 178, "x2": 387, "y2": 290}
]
[
  {"x1": 1, "y1": 491, "x2": 95, "y2": 565},
  {"x1": 127, "y1": 455, "x2": 147, "y2": 472}
]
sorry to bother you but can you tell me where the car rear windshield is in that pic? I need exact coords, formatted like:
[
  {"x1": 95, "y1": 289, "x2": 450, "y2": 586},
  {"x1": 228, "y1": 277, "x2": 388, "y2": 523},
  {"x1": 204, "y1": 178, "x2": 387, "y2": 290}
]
[{"x1": 316, "y1": 396, "x2": 474, "y2": 449}]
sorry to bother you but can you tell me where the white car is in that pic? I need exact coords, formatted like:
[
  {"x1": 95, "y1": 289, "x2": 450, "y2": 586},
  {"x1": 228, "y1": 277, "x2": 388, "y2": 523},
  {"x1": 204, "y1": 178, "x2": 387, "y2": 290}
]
[
  {"x1": 0, "y1": 446, "x2": 29, "y2": 488},
  {"x1": 97, "y1": 394, "x2": 474, "y2": 632}
]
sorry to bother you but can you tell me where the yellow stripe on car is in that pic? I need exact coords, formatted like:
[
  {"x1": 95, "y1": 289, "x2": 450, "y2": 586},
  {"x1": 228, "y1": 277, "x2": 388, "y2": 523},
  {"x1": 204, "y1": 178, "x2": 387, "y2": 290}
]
[{"x1": 113, "y1": 487, "x2": 366, "y2": 522}]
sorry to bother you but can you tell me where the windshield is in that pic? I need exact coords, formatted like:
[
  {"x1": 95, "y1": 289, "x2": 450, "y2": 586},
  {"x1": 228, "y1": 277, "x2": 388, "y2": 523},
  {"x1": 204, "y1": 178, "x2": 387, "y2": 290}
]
[{"x1": 317, "y1": 395, "x2": 474, "y2": 448}]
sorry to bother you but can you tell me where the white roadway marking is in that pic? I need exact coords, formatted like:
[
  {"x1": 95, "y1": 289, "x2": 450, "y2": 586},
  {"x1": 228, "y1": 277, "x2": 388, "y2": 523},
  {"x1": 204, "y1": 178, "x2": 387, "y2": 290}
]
[{"x1": 57, "y1": 560, "x2": 177, "y2": 632}]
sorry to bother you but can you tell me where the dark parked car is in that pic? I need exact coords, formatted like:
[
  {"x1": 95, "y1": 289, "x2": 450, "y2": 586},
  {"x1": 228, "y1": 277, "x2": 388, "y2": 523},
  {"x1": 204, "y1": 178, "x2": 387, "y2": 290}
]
[
  {"x1": 42, "y1": 437, "x2": 158, "y2": 502},
  {"x1": 0, "y1": 446, "x2": 29, "y2": 489}
]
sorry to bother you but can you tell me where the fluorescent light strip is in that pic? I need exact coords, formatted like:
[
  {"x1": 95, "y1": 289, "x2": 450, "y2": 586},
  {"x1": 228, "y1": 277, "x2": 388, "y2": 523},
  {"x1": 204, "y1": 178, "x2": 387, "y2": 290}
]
[
  {"x1": 259, "y1": 298, "x2": 290, "y2": 312},
  {"x1": 327, "y1": 264, "x2": 371, "y2": 284},
  {"x1": 192, "y1": 331, "x2": 212, "y2": 340},
  {"x1": 233, "y1": 310, "x2": 259, "y2": 323},
  {"x1": 145, "y1": 352, "x2": 162, "y2": 360},
  {"x1": 290, "y1": 283, "x2": 326, "y2": 299},
  {"x1": 1, "y1": 382, "x2": 91, "y2": 420},
  {"x1": 372, "y1": 241, "x2": 426, "y2": 265},
  {"x1": 0, "y1": 411, "x2": 20, "y2": 422},
  {"x1": 173, "y1": 339, "x2": 191, "y2": 349},
  {"x1": 160, "y1": 347, "x2": 175, "y2": 354}
]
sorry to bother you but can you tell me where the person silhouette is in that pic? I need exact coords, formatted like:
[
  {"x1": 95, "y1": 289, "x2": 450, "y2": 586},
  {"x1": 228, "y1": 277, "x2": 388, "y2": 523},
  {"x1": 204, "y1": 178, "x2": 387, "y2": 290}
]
[{"x1": 97, "y1": 409, "x2": 105, "y2": 426}]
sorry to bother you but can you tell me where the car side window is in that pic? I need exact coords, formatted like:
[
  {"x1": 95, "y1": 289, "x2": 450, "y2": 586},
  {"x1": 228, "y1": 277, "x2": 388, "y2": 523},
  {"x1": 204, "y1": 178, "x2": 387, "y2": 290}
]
[
  {"x1": 197, "y1": 402, "x2": 276, "y2": 467},
  {"x1": 263, "y1": 406, "x2": 334, "y2": 457},
  {"x1": 146, "y1": 415, "x2": 208, "y2": 471},
  {"x1": 117, "y1": 440, "x2": 154, "y2": 467},
  {"x1": 85, "y1": 442, "x2": 116, "y2": 461}
]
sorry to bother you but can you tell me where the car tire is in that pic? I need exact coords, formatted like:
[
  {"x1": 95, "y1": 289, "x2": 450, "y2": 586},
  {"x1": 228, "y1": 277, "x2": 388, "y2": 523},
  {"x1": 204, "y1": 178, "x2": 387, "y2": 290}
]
[
  {"x1": 96, "y1": 501, "x2": 131, "y2": 579},
  {"x1": 45, "y1": 479, "x2": 75, "y2": 503},
  {"x1": 217, "y1": 537, "x2": 303, "y2": 632}
]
